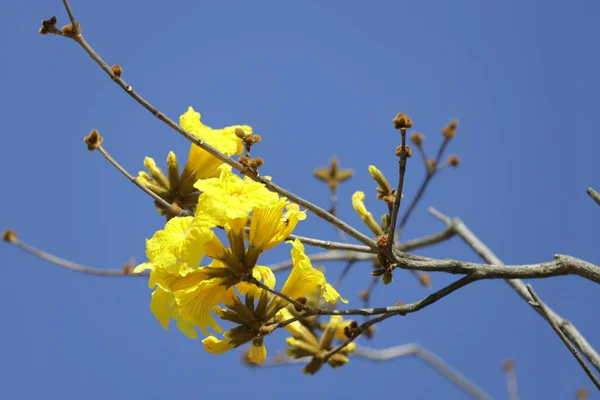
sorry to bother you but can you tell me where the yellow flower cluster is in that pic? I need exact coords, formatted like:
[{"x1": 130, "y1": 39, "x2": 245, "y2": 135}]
[{"x1": 135, "y1": 107, "x2": 345, "y2": 365}]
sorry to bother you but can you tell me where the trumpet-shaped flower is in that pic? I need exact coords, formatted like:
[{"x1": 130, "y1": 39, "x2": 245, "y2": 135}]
[
  {"x1": 145, "y1": 212, "x2": 218, "y2": 276},
  {"x1": 249, "y1": 199, "x2": 306, "y2": 252},
  {"x1": 134, "y1": 262, "x2": 212, "y2": 338},
  {"x1": 281, "y1": 239, "x2": 347, "y2": 304},
  {"x1": 178, "y1": 106, "x2": 248, "y2": 193},
  {"x1": 194, "y1": 168, "x2": 279, "y2": 224}
]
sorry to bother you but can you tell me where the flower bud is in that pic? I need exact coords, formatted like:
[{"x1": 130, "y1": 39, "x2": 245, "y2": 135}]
[{"x1": 393, "y1": 113, "x2": 413, "y2": 130}]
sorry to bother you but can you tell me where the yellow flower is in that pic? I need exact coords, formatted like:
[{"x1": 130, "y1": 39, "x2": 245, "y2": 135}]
[
  {"x1": 134, "y1": 262, "x2": 210, "y2": 338},
  {"x1": 173, "y1": 260, "x2": 237, "y2": 335},
  {"x1": 235, "y1": 265, "x2": 276, "y2": 297},
  {"x1": 202, "y1": 335, "x2": 236, "y2": 355},
  {"x1": 145, "y1": 212, "x2": 218, "y2": 276},
  {"x1": 202, "y1": 325, "x2": 256, "y2": 355},
  {"x1": 249, "y1": 199, "x2": 306, "y2": 252},
  {"x1": 178, "y1": 106, "x2": 247, "y2": 193},
  {"x1": 278, "y1": 308, "x2": 320, "y2": 346},
  {"x1": 351, "y1": 191, "x2": 384, "y2": 236},
  {"x1": 194, "y1": 168, "x2": 279, "y2": 224},
  {"x1": 281, "y1": 239, "x2": 347, "y2": 304},
  {"x1": 248, "y1": 340, "x2": 267, "y2": 365}
]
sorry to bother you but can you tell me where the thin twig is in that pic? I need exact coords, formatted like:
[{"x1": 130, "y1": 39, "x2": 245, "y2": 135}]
[
  {"x1": 397, "y1": 137, "x2": 450, "y2": 235},
  {"x1": 48, "y1": 1, "x2": 379, "y2": 251},
  {"x1": 429, "y1": 207, "x2": 600, "y2": 373},
  {"x1": 321, "y1": 276, "x2": 478, "y2": 358},
  {"x1": 526, "y1": 285, "x2": 600, "y2": 390},
  {"x1": 387, "y1": 128, "x2": 408, "y2": 252},
  {"x1": 96, "y1": 144, "x2": 188, "y2": 217},
  {"x1": 6, "y1": 235, "x2": 147, "y2": 277},
  {"x1": 269, "y1": 225, "x2": 455, "y2": 272},
  {"x1": 587, "y1": 188, "x2": 600, "y2": 206},
  {"x1": 355, "y1": 344, "x2": 492, "y2": 400},
  {"x1": 502, "y1": 360, "x2": 519, "y2": 400}
]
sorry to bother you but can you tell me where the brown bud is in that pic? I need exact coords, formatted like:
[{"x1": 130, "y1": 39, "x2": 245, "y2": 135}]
[
  {"x1": 448, "y1": 155, "x2": 460, "y2": 167},
  {"x1": 349, "y1": 321, "x2": 359, "y2": 329},
  {"x1": 395, "y1": 144, "x2": 412, "y2": 158},
  {"x1": 248, "y1": 157, "x2": 264, "y2": 169},
  {"x1": 239, "y1": 155, "x2": 250, "y2": 166},
  {"x1": 250, "y1": 134, "x2": 262, "y2": 144},
  {"x1": 343, "y1": 326, "x2": 352, "y2": 338},
  {"x1": 83, "y1": 129, "x2": 103, "y2": 151},
  {"x1": 371, "y1": 269, "x2": 386, "y2": 277},
  {"x1": 39, "y1": 16, "x2": 59, "y2": 35},
  {"x1": 442, "y1": 119, "x2": 458, "y2": 139},
  {"x1": 294, "y1": 297, "x2": 308, "y2": 312},
  {"x1": 2, "y1": 229, "x2": 17, "y2": 243},
  {"x1": 111, "y1": 64, "x2": 123, "y2": 77},
  {"x1": 502, "y1": 359, "x2": 514, "y2": 372},
  {"x1": 418, "y1": 273, "x2": 431, "y2": 289},
  {"x1": 235, "y1": 128, "x2": 248, "y2": 139},
  {"x1": 376, "y1": 235, "x2": 388, "y2": 248},
  {"x1": 410, "y1": 132, "x2": 424, "y2": 146},
  {"x1": 393, "y1": 113, "x2": 413, "y2": 130},
  {"x1": 363, "y1": 325, "x2": 375, "y2": 339},
  {"x1": 395, "y1": 301, "x2": 407, "y2": 316},
  {"x1": 359, "y1": 290, "x2": 369, "y2": 302},
  {"x1": 61, "y1": 24, "x2": 75, "y2": 36},
  {"x1": 576, "y1": 388, "x2": 589, "y2": 400}
]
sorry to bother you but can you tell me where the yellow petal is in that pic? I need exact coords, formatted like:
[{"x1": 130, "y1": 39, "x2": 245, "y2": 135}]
[
  {"x1": 236, "y1": 265, "x2": 276, "y2": 296},
  {"x1": 202, "y1": 335, "x2": 235, "y2": 355},
  {"x1": 281, "y1": 239, "x2": 345, "y2": 304},
  {"x1": 145, "y1": 213, "x2": 217, "y2": 276},
  {"x1": 179, "y1": 107, "x2": 246, "y2": 192},
  {"x1": 278, "y1": 308, "x2": 320, "y2": 346},
  {"x1": 175, "y1": 277, "x2": 232, "y2": 335},
  {"x1": 248, "y1": 342, "x2": 267, "y2": 365},
  {"x1": 195, "y1": 168, "x2": 279, "y2": 223}
]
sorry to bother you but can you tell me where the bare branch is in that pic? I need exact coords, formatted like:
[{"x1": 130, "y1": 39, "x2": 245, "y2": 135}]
[
  {"x1": 392, "y1": 251, "x2": 600, "y2": 284},
  {"x1": 5, "y1": 232, "x2": 147, "y2": 277},
  {"x1": 355, "y1": 344, "x2": 492, "y2": 400},
  {"x1": 320, "y1": 276, "x2": 478, "y2": 359},
  {"x1": 96, "y1": 143, "x2": 188, "y2": 217},
  {"x1": 270, "y1": 225, "x2": 456, "y2": 272},
  {"x1": 387, "y1": 127, "x2": 408, "y2": 252},
  {"x1": 257, "y1": 344, "x2": 491, "y2": 400},
  {"x1": 429, "y1": 207, "x2": 600, "y2": 373},
  {"x1": 587, "y1": 187, "x2": 600, "y2": 206},
  {"x1": 526, "y1": 285, "x2": 600, "y2": 390},
  {"x1": 501, "y1": 360, "x2": 519, "y2": 400}
]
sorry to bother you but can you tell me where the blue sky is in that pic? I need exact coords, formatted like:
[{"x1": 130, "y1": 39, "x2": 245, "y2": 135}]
[{"x1": 1, "y1": 0, "x2": 599, "y2": 398}]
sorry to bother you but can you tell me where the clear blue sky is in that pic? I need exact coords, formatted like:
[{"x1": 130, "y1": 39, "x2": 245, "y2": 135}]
[{"x1": 1, "y1": 0, "x2": 599, "y2": 398}]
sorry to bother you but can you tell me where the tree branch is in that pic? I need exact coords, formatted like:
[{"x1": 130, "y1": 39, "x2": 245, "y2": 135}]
[
  {"x1": 526, "y1": 285, "x2": 600, "y2": 390},
  {"x1": 387, "y1": 127, "x2": 408, "y2": 252},
  {"x1": 587, "y1": 187, "x2": 600, "y2": 206},
  {"x1": 269, "y1": 225, "x2": 456, "y2": 272},
  {"x1": 3, "y1": 231, "x2": 147, "y2": 277},
  {"x1": 429, "y1": 207, "x2": 600, "y2": 374},
  {"x1": 354, "y1": 344, "x2": 492, "y2": 400}
]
